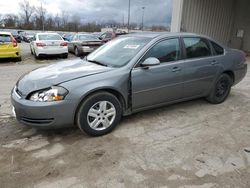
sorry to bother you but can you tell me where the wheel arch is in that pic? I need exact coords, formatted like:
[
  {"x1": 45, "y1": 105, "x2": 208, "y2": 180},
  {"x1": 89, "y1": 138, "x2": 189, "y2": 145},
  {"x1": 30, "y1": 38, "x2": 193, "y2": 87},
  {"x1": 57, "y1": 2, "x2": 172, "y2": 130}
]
[
  {"x1": 73, "y1": 88, "x2": 127, "y2": 125},
  {"x1": 223, "y1": 70, "x2": 235, "y2": 83}
]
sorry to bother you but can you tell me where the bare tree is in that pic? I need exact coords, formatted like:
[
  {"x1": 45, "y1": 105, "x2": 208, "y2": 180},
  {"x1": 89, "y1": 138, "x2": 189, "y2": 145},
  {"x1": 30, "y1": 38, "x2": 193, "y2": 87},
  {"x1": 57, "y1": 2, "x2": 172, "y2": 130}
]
[
  {"x1": 3, "y1": 14, "x2": 19, "y2": 28},
  {"x1": 19, "y1": 0, "x2": 34, "y2": 29},
  {"x1": 45, "y1": 15, "x2": 55, "y2": 31},
  {"x1": 61, "y1": 11, "x2": 69, "y2": 30},
  {"x1": 70, "y1": 14, "x2": 80, "y2": 32},
  {"x1": 34, "y1": 3, "x2": 47, "y2": 31},
  {"x1": 0, "y1": 14, "x2": 4, "y2": 27},
  {"x1": 54, "y1": 14, "x2": 61, "y2": 30}
]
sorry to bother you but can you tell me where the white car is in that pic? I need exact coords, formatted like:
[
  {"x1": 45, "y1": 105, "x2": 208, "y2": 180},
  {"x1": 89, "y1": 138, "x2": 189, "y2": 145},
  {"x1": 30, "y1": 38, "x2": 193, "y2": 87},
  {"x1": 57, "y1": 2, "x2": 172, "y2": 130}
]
[{"x1": 30, "y1": 33, "x2": 68, "y2": 59}]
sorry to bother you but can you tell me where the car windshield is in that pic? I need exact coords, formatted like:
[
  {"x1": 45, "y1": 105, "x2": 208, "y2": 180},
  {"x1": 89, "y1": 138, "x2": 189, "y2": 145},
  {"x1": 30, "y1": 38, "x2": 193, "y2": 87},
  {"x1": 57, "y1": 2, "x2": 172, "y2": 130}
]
[
  {"x1": 79, "y1": 34, "x2": 98, "y2": 40},
  {"x1": 38, "y1": 34, "x2": 62, "y2": 40},
  {"x1": 87, "y1": 36, "x2": 150, "y2": 67},
  {"x1": 0, "y1": 35, "x2": 11, "y2": 42}
]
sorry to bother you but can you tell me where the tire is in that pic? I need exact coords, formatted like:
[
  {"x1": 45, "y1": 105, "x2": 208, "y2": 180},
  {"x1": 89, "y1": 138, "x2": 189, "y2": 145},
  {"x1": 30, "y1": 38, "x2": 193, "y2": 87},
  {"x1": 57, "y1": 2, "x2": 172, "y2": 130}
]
[
  {"x1": 206, "y1": 74, "x2": 233, "y2": 104},
  {"x1": 34, "y1": 51, "x2": 40, "y2": 59},
  {"x1": 76, "y1": 92, "x2": 122, "y2": 136},
  {"x1": 14, "y1": 57, "x2": 22, "y2": 62},
  {"x1": 74, "y1": 47, "x2": 80, "y2": 57},
  {"x1": 62, "y1": 53, "x2": 68, "y2": 59}
]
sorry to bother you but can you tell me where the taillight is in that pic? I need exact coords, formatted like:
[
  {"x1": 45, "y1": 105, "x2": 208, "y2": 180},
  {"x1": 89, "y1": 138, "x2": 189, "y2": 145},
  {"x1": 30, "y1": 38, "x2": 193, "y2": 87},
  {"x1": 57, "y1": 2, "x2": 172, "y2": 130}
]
[
  {"x1": 60, "y1": 42, "x2": 68, "y2": 46},
  {"x1": 11, "y1": 37, "x2": 17, "y2": 47},
  {"x1": 36, "y1": 42, "x2": 46, "y2": 47}
]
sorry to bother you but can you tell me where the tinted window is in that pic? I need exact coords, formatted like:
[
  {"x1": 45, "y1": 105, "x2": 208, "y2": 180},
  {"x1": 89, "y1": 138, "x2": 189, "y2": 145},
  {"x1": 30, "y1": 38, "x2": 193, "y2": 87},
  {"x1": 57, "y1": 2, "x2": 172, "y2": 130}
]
[
  {"x1": 0, "y1": 35, "x2": 11, "y2": 43},
  {"x1": 38, "y1": 34, "x2": 62, "y2": 41},
  {"x1": 102, "y1": 33, "x2": 112, "y2": 39},
  {"x1": 78, "y1": 34, "x2": 98, "y2": 40},
  {"x1": 183, "y1": 38, "x2": 211, "y2": 59},
  {"x1": 211, "y1": 41, "x2": 224, "y2": 55},
  {"x1": 142, "y1": 39, "x2": 181, "y2": 63}
]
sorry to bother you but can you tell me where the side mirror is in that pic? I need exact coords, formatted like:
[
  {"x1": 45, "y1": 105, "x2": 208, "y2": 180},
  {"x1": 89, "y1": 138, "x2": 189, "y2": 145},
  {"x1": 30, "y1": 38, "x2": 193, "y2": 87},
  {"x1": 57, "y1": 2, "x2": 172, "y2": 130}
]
[{"x1": 141, "y1": 57, "x2": 160, "y2": 68}]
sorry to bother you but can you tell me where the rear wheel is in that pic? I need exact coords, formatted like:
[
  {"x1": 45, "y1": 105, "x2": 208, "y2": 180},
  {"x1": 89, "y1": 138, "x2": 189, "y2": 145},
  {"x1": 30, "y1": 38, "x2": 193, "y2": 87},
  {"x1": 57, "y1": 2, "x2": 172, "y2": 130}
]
[
  {"x1": 61, "y1": 53, "x2": 68, "y2": 59},
  {"x1": 76, "y1": 92, "x2": 122, "y2": 136},
  {"x1": 34, "y1": 51, "x2": 40, "y2": 59},
  {"x1": 206, "y1": 74, "x2": 233, "y2": 104},
  {"x1": 14, "y1": 57, "x2": 22, "y2": 62},
  {"x1": 74, "y1": 47, "x2": 80, "y2": 57}
]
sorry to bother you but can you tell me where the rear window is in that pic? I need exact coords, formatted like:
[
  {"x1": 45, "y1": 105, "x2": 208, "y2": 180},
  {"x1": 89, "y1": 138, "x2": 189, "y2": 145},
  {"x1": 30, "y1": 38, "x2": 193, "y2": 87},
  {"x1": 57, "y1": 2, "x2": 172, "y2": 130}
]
[
  {"x1": 78, "y1": 34, "x2": 97, "y2": 40},
  {"x1": 0, "y1": 34, "x2": 11, "y2": 43},
  {"x1": 38, "y1": 34, "x2": 62, "y2": 41},
  {"x1": 211, "y1": 41, "x2": 224, "y2": 55}
]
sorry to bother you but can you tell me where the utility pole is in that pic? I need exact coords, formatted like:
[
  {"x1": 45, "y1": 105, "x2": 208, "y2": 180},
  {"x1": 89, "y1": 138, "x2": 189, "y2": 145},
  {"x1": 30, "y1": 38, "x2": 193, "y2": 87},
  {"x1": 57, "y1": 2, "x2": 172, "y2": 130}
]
[
  {"x1": 127, "y1": 0, "x2": 131, "y2": 33},
  {"x1": 141, "y1": 6, "x2": 145, "y2": 31},
  {"x1": 41, "y1": 2, "x2": 45, "y2": 31}
]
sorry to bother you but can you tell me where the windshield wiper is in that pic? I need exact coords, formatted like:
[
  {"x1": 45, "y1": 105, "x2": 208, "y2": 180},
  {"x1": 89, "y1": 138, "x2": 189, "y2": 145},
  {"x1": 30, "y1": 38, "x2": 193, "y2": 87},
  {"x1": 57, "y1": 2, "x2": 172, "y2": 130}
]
[{"x1": 87, "y1": 59, "x2": 108, "y2": 67}]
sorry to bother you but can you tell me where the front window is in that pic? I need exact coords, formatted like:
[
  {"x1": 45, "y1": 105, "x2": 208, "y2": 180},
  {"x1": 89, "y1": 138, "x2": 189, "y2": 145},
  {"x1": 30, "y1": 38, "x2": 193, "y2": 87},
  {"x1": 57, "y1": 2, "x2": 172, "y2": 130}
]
[
  {"x1": 87, "y1": 37, "x2": 150, "y2": 67},
  {"x1": 141, "y1": 38, "x2": 181, "y2": 63}
]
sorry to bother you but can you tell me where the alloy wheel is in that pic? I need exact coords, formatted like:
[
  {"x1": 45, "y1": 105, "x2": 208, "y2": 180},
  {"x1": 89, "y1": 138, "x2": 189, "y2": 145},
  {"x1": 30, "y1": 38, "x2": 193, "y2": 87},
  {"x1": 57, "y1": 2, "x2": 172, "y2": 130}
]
[{"x1": 87, "y1": 101, "x2": 116, "y2": 131}]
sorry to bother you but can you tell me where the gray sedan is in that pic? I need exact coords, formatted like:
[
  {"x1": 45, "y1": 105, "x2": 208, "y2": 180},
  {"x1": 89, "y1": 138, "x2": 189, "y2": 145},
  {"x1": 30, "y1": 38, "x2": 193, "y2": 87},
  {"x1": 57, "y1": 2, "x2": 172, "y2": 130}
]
[
  {"x1": 12, "y1": 33, "x2": 247, "y2": 136},
  {"x1": 68, "y1": 33, "x2": 103, "y2": 56}
]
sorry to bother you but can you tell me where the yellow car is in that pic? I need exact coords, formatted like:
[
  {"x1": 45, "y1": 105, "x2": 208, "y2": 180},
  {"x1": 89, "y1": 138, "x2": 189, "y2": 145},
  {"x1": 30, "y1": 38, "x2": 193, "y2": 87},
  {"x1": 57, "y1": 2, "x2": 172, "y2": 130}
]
[{"x1": 0, "y1": 31, "x2": 21, "y2": 61}]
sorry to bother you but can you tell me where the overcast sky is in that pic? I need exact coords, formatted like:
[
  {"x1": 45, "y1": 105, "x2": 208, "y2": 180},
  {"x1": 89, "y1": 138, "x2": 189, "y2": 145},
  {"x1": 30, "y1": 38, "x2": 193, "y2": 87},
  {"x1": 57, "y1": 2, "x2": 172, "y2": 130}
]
[{"x1": 0, "y1": 0, "x2": 173, "y2": 26}]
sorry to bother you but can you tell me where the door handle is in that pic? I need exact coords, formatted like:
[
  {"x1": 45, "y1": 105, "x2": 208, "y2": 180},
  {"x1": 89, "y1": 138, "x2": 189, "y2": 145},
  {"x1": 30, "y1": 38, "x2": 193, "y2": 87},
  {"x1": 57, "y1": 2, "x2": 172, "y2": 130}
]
[
  {"x1": 211, "y1": 60, "x2": 219, "y2": 65},
  {"x1": 172, "y1": 67, "x2": 182, "y2": 72}
]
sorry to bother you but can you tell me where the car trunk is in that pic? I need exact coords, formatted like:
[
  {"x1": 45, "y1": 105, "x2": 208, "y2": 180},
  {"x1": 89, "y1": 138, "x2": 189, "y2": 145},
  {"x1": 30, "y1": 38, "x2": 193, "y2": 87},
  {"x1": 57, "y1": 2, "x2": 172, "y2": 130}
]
[{"x1": 41, "y1": 40, "x2": 64, "y2": 49}]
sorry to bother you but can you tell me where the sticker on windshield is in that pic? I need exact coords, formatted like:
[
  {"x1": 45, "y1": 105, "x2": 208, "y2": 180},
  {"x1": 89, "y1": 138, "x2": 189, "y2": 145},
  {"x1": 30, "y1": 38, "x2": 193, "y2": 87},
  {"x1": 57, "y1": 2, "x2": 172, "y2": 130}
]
[{"x1": 123, "y1": 45, "x2": 140, "y2": 49}]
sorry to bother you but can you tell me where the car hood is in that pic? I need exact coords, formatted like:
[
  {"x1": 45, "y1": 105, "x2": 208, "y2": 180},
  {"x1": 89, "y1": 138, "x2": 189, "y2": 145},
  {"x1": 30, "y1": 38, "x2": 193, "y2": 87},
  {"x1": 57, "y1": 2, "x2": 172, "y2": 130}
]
[{"x1": 17, "y1": 59, "x2": 113, "y2": 96}]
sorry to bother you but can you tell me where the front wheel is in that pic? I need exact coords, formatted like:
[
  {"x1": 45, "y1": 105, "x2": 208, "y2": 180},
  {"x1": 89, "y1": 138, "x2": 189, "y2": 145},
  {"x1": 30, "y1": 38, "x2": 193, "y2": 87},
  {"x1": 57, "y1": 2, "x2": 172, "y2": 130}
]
[
  {"x1": 76, "y1": 92, "x2": 122, "y2": 136},
  {"x1": 206, "y1": 74, "x2": 233, "y2": 104}
]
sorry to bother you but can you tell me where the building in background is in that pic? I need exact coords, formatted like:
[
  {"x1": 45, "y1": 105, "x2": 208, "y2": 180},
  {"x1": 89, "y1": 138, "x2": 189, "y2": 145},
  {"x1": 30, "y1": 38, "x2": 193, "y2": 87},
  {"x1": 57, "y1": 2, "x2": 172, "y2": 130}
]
[{"x1": 171, "y1": 0, "x2": 250, "y2": 54}]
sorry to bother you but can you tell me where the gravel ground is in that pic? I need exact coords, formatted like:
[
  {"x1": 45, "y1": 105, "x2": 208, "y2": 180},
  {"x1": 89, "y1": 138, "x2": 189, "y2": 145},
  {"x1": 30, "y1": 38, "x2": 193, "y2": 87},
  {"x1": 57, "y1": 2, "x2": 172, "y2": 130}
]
[{"x1": 0, "y1": 43, "x2": 250, "y2": 188}]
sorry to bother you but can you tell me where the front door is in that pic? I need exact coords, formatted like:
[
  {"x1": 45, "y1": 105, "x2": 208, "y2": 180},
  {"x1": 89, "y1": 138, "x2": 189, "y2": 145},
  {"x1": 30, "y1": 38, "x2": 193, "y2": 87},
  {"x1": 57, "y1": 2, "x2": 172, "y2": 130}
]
[{"x1": 131, "y1": 38, "x2": 185, "y2": 111}]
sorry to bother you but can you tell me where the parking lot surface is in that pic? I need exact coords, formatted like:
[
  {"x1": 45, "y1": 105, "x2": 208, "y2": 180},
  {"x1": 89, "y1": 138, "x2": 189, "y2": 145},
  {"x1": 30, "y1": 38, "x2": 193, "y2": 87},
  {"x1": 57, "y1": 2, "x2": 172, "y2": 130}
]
[{"x1": 0, "y1": 43, "x2": 250, "y2": 187}]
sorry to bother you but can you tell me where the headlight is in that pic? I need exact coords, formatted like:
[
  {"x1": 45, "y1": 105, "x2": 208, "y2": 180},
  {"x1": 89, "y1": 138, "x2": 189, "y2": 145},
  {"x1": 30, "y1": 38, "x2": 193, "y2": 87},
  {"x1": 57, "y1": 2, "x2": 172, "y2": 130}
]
[{"x1": 29, "y1": 86, "x2": 68, "y2": 102}]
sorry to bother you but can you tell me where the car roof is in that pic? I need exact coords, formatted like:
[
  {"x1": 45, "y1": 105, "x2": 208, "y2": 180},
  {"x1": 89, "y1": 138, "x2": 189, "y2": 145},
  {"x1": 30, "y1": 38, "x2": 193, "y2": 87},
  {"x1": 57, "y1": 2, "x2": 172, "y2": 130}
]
[
  {"x1": 126, "y1": 32, "x2": 204, "y2": 39},
  {"x1": 0, "y1": 31, "x2": 12, "y2": 35}
]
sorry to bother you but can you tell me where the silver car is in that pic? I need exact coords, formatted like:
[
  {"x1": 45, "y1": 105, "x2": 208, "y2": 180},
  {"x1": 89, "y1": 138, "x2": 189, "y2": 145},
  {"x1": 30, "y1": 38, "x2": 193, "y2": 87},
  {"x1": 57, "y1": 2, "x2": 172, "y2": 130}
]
[
  {"x1": 12, "y1": 33, "x2": 247, "y2": 136},
  {"x1": 68, "y1": 33, "x2": 103, "y2": 56}
]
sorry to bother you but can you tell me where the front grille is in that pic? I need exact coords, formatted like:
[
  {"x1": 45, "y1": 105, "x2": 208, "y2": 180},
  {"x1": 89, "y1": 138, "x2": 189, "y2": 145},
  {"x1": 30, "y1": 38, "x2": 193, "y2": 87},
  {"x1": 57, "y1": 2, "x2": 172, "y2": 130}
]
[{"x1": 20, "y1": 117, "x2": 54, "y2": 124}]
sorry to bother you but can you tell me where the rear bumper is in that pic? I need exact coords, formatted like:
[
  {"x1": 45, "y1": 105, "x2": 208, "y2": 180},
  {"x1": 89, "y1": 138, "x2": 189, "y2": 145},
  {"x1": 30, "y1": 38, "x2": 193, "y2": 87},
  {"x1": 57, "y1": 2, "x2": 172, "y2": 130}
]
[
  {"x1": 0, "y1": 48, "x2": 21, "y2": 58},
  {"x1": 81, "y1": 46, "x2": 100, "y2": 53},
  {"x1": 36, "y1": 47, "x2": 68, "y2": 56},
  {"x1": 233, "y1": 64, "x2": 247, "y2": 85},
  {"x1": 11, "y1": 88, "x2": 77, "y2": 128}
]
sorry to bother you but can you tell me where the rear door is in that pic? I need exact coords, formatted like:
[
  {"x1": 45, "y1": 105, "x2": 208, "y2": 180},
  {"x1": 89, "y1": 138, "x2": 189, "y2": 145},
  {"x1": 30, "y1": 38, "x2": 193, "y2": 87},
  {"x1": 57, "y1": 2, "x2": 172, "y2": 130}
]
[
  {"x1": 131, "y1": 38, "x2": 185, "y2": 110},
  {"x1": 180, "y1": 37, "x2": 221, "y2": 99}
]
